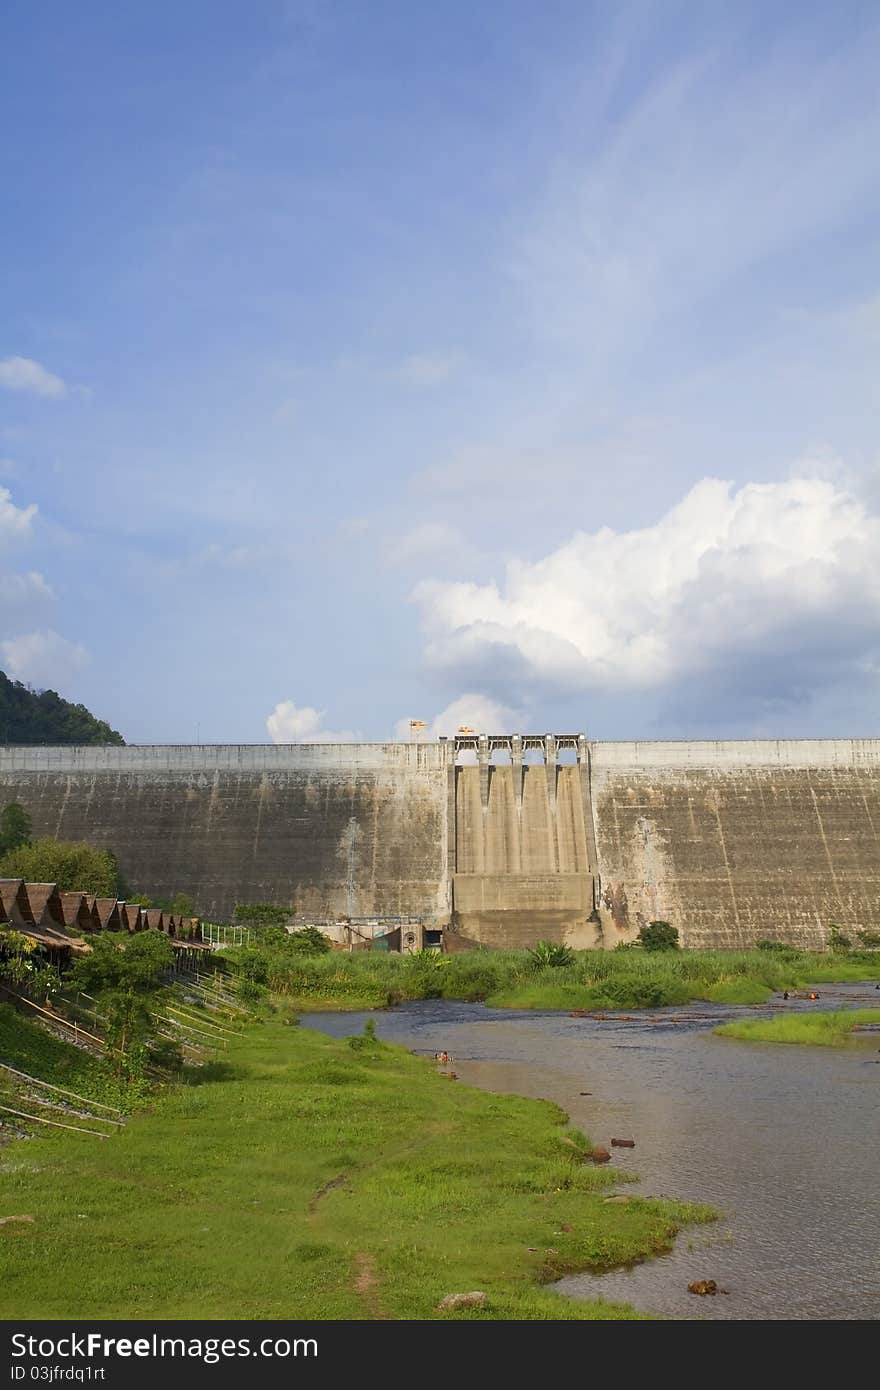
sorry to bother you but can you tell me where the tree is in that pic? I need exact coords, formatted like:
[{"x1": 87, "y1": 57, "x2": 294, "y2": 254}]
[
  {"x1": 71, "y1": 931, "x2": 174, "y2": 1078},
  {"x1": 0, "y1": 670, "x2": 124, "y2": 745},
  {"x1": 638, "y1": 920, "x2": 680, "y2": 952},
  {"x1": 234, "y1": 903, "x2": 292, "y2": 928},
  {"x1": 0, "y1": 837, "x2": 119, "y2": 895},
  {"x1": 0, "y1": 802, "x2": 31, "y2": 856},
  {"x1": 72, "y1": 930, "x2": 173, "y2": 995}
]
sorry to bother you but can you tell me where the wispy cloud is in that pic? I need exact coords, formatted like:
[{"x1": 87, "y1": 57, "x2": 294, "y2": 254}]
[
  {"x1": 0, "y1": 486, "x2": 37, "y2": 537},
  {"x1": 0, "y1": 356, "x2": 67, "y2": 399},
  {"x1": 0, "y1": 629, "x2": 87, "y2": 686},
  {"x1": 392, "y1": 521, "x2": 463, "y2": 566},
  {"x1": 386, "y1": 353, "x2": 464, "y2": 387}
]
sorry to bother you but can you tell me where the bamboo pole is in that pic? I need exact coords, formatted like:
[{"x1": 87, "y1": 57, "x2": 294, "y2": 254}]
[
  {"x1": 0, "y1": 1103, "x2": 108, "y2": 1138},
  {"x1": 0, "y1": 1061, "x2": 123, "y2": 1114},
  {"x1": 154, "y1": 1014, "x2": 226, "y2": 1044},
  {"x1": 6, "y1": 1092, "x2": 125, "y2": 1127},
  {"x1": 164, "y1": 1005, "x2": 235, "y2": 1036},
  {"x1": 2, "y1": 990, "x2": 105, "y2": 1047}
]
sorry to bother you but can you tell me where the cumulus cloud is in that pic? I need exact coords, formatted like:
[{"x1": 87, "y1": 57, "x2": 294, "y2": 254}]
[
  {"x1": 266, "y1": 700, "x2": 358, "y2": 743},
  {"x1": 0, "y1": 356, "x2": 67, "y2": 398},
  {"x1": 0, "y1": 486, "x2": 37, "y2": 536},
  {"x1": 412, "y1": 476, "x2": 880, "y2": 709},
  {"x1": 0, "y1": 630, "x2": 87, "y2": 686},
  {"x1": 394, "y1": 692, "x2": 524, "y2": 741}
]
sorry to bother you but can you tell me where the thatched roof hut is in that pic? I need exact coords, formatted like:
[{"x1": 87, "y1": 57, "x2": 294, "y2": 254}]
[
  {"x1": 91, "y1": 897, "x2": 121, "y2": 931},
  {"x1": 119, "y1": 902, "x2": 144, "y2": 932},
  {"x1": 58, "y1": 891, "x2": 96, "y2": 933},
  {"x1": 26, "y1": 883, "x2": 67, "y2": 930},
  {"x1": 0, "y1": 878, "x2": 33, "y2": 927},
  {"x1": 144, "y1": 908, "x2": 165, "y2": 933}
]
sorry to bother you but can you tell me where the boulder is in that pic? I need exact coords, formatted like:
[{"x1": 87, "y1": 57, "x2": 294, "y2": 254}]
[
  {"x1": 590, "y1": 1146, "x2": 611, "y2": 1164},
  {"x1": 611, "y1": 1138, "x2": 636, "y2": 1148},
  {"x1": 437, "y1": 1291, "x2": 487, "y2": 1311},
  {"x1": 687, "y1": 1280, "x2": 718, "y2": 1296}
]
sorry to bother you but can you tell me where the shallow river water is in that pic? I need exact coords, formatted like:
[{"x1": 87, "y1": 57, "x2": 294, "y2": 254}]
[{"x1": 308, "y1": 984, "x2": 880, "y2": 1320}]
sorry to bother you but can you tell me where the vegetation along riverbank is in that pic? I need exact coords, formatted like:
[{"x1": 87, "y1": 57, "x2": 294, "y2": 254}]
[
  {"x1": 220, "y1": 938, "x2": 880, "y2": 1013},
  {"x1": 0, "y1": 1001, "x2": 713, "y2": 1320},
  {"x1": 715, "y1": 1008, "x2": 880, "y2": 1047}
]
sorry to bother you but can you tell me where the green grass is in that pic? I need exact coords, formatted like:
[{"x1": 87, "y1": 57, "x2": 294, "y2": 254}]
[
  {"x1": 0, "y1": 1009, "x2": 713, "y2": 1320},
  {"x1": 220, "y1": 944, "x2": 880, "y2": 1014},
  {"x1": 700, "y1": 980, "x2": 773, "y2": 1005},
  {"x1": 715, "y1": 1008, "x2": 880, "y2": 1047}
]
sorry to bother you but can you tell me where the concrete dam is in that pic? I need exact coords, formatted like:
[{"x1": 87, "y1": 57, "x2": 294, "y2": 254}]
[{"x1": 0, "y1": 735, "x2": 878, "y2": 950}]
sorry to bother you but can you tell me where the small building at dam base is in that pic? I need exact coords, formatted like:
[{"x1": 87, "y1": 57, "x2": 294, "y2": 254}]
[{"x1": 0, "y1": 735, "x2": 878, "y2": 951}]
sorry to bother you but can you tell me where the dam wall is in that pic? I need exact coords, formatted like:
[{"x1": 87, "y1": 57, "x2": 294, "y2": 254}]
[
  {"x1": 0, "y1": 737, "x2": 878, "y2": 948},
  {"x1": 451, "y1": 762, "x2": 597, "y2": 947},
  {"x1": 0, "y1": 744, "x2": 449, "y2": 923},
  {"x1": 591, "y1": 740, "x2": 880, "y2": 949}
]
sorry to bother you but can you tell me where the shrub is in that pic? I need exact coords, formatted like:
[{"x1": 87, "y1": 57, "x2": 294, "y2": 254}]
[
  {"x1": 348, "y1": 1017, "x2": 379, "y2": 1051},
  {"x1": 638, "y1": 921, "x2": 680, "y2": 952},
  {"x1": 232, "y1": 948, "x2": 271, "y2": 984},
  {"x1": 234, "y1": 903, "x2": 292, "y2": 928},
  {"x1": 0, "y1": 802, "x2": 31, "y2": 856},
  {"x1": 0, "y1": 837, "x2": 120, "y2": 895},
  {"x1": 828, "y1": 924, "x2": 852, "y2": 953},
  {"x1": 237, "y1": 978, "x2": 269, "y2": 1005},
  {"x1": 287, "y1": 926, "x2": 332, "y2": 955},
  {"x1": 527, "y1": 941, "x2": 575, "y2": 969}
]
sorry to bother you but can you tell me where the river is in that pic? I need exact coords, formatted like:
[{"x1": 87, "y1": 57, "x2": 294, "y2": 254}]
[{"x1": 307, "y1": 983, "x2": 880, "y2": 1320}]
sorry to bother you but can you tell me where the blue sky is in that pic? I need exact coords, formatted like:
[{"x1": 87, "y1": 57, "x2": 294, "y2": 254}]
[{"x1": 2, "y1": 1, "x2": 880, "y2": 743}]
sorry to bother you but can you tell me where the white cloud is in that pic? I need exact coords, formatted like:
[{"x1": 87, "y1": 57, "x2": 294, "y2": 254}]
[
  {"x1": 266, "y1": 700, "x2": 358, "y2": 743},
  {"x1": 0, "y1": 571, "x2": 54, "y2": 628},
  {"x1": 394, "y1": 693, "x2": 523, "y2": 741},
  {"x1": 0, "y1": 487, "x2": 37, "y2": 537},
  {"x1": 0, "y1": 630, "x2": 88, "y2": 686},
  {"x1": 0, "y1": 356, "x2": 67, "y2": 399},
  {"x1": 413, "y1": 475, "x2": 880, "y2": 706}
]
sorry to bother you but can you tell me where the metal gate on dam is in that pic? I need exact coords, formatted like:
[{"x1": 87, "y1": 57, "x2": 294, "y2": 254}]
[{"x1": 0, "y1": 736, "x2": 878, "y2": 950}]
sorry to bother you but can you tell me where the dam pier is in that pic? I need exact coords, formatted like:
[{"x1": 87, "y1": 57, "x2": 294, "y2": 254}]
[{"x1": 0, "y1": 734, "x2": 878, "y2": 950}]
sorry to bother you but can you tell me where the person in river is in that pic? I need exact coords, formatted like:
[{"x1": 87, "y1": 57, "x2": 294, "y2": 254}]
[{"x1": 783, "y1": 991, "x2": 789, "y2": 1000}]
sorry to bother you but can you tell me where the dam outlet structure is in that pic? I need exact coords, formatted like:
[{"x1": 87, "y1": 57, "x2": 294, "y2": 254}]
[{"x1": 0, "y1": 735, "x2": 878, "y2": 950}]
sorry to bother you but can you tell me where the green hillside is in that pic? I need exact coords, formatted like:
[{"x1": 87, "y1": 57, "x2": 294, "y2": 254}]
[{"x1": 0, "y1": 671, "x2": 125, "y2": 745}]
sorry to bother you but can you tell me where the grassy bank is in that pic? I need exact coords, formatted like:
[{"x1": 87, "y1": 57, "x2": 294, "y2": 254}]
[
  {"x1": 222, "y1": 943, "x2": 880, "y2": 1013},
  {"x1": 0, "y1": 1008, "x2": 712, "y2": 1319},
  {"x1": 715, "y1": 1008, "x2": 880, "y2": 1047}
]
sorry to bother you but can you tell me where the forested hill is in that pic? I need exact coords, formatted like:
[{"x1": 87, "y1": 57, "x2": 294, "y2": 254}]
[{"x1": 0, "y1": 671, "x2": 125, "y2": 745}]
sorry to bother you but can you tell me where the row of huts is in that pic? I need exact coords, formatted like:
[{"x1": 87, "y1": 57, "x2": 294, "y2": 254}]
[{"x1": 0, "y1": 878, "x2": 207, "y2": 962}]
